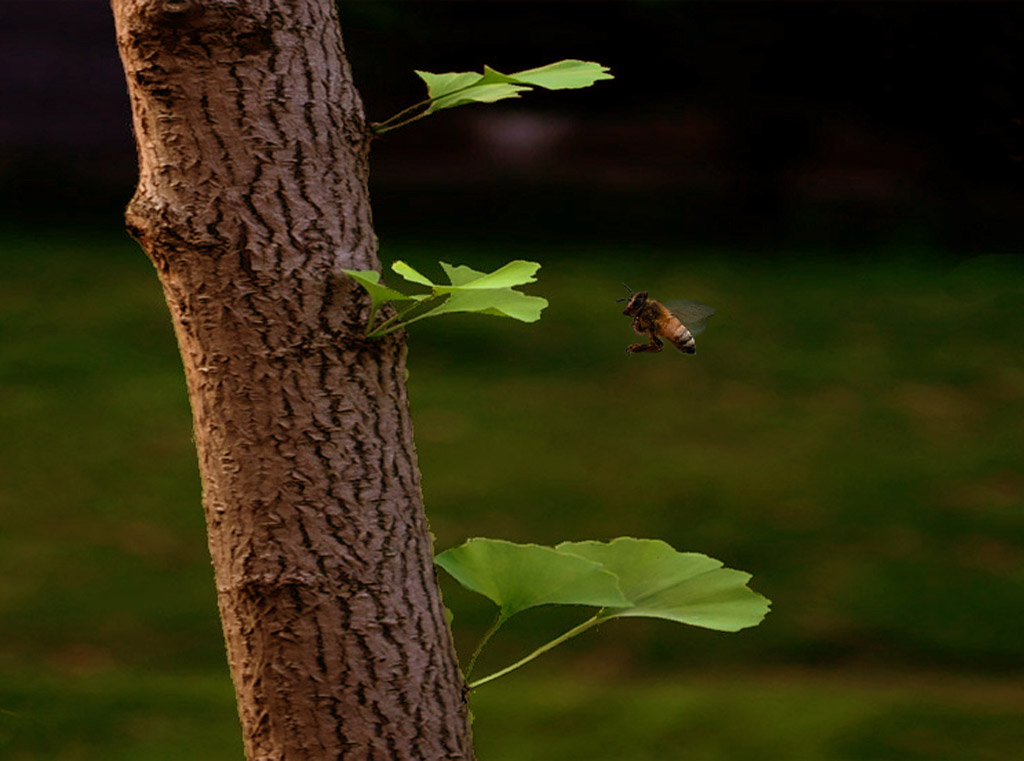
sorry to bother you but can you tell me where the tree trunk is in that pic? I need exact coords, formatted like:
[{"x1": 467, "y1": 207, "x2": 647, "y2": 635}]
[{"x1": 111, "y1": 1, "x2": 473, "y2": 758}]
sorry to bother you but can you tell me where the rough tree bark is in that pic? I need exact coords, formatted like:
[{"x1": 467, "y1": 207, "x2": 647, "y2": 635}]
[{"x1": 111, "y1": 1, "x2": 474, "y2": 758}]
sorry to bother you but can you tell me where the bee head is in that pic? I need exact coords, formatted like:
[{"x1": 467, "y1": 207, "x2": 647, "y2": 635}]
[{"x1": 619, "y1": 289, "x2": 648, "y2": 316}]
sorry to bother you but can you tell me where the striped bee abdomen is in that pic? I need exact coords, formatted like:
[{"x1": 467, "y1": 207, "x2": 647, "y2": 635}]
[{"x1": 668, "y1": 321, "x2": 696, "y2": 354}]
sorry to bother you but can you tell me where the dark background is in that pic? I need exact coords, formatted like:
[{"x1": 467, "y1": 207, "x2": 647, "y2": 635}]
[
  {"x1": 3, "y1": 1, "x2": 1023, "y2": 251},
  {"x1": 2, "y1": 3, "x2": 1024, "y2": 760}
]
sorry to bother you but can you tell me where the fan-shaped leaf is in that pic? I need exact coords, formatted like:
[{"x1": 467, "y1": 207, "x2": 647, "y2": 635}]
[
  {"x1": 415, "y1": 70, "x2": 483, "y2": 100},
  {"x1": 413, "y1": 60, "x2": 613, "y2": 116},
  {"x1": 501, "y1": 60, "x2": 614, "y2": 90},
  {"x1": 432, "y1": 84, "x2": 530, "y2": 113},
  {"x1": 436, "y1": 538, "x2": 629, "y2": 621},
  {"x1": 425, "y1": 289, "x2": 547, "y2": 323},
  {"x1": 391, "y1": 260, "x2": 436, "y2": 287},
  {"x1": 346, "y1": 259, "x2": 548, "y2": 336},
  {"x1": 438, "y1": 261, "x2": 487, "y2": 287},
  {"x1": 437, "y1": 260, "x2": 541, "y2": 290},
  {"x1": 557, "y1": 538, "x2": 770, "y2": 632},
  {"x1": 415, "y1": 70, "x2": 529, "y2": 114}
]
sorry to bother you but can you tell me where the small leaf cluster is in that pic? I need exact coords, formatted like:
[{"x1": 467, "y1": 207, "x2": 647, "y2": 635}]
[
  {"x1": 372, "y1": 59, "x2": 614, "y2": 134},
  {"x1": 435, "y1": 537, "x2": 770, "y2": 688},
  {"x1": 343, "y1": 260, "x2": 548, "y2": 338}
]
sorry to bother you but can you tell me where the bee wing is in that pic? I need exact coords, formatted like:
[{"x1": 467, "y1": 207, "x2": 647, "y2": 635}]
[{"x1": 665, "y1": 298, "x2": 715, "y2": 336}]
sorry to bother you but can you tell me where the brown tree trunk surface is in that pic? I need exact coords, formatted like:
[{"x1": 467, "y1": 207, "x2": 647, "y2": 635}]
[{"x1": 111, "y1": 1, "x2": 473, "y2": 758}]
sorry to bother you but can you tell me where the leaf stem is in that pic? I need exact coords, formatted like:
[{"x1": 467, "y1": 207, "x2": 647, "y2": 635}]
[
  {"x1": 371, "y1": 109, "x2": 432, "y2": 136},
  {"x1": 366, "y1": 294, "x2": 446, "y2": 338},
  {"x1": 376, "y1": 300, "x2": 447, "y2": 334},
  {"x1": 371, "y1": 97, "x2": 433, "y2": 132},
  {"x1": 468, "y1": 610, "x2": 605, "y2": 690},
  {"x1": 370, "y1": 77, "x2": 498, "y2": 135},
  {"x1": 367, "y1": 298, "x2": 430, "y2": 337},
  {"x1": 366, "y1": 302, "x2": 416, "y2": 338},
  {"x1": 465, "y1": 612, "x2": 506, "y2": 680}
]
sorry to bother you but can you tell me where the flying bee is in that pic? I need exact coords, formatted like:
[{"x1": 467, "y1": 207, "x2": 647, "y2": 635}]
[{"x1": 617, "y1": 284, "x2": 715, "y2": 355}]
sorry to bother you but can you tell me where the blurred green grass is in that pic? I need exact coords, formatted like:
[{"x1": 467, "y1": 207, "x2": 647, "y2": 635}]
[{"x1": 1, "y1": 229, "x2": 1022, "y2": 759}]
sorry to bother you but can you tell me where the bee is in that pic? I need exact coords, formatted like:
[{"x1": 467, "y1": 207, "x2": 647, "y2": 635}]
[{"x1": 617, "y1": 284, "x2": 715, "y2": 355}]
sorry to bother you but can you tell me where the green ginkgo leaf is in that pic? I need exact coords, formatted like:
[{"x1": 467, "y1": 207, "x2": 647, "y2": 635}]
[
  {"x1": 485, "y1": 60, "x2": 615, "y2": 90},
  {"x1": 375, "y1": 59, "x2": 610, "y2": 134},
  {"x1": 435, "y1": 538, "x2": 629, "y2": 622},
  {"x1": 416, "y1": 70, "x2": 486, "y2": 100},
  {"x1": 413, "y1": 60, "x2": 613, "y2": 116},
  {"x1": 391, "y1": 260, "x2": 436, "y2": 287},
  {"x1": 425, "y1": 288, "x2": 547, "y2": 323},
  {"x1": 415, "y1": 71, "x2": 528, "y2": 114},
  {"x1": 556, "y1": 538, "x2": 770, "y2": 632},
  {"x1": 436, "y1": 260, "x2": 541, "y2": 291},
  {"x1": 345, "y1": 259, "x2": 548, "y2": 337},
  {"x1": 432, "y1": 83, "x2": 531, "y2": 114},
  {"x1": 438, "y1": 261, "x2": 487, "y2": 287}
]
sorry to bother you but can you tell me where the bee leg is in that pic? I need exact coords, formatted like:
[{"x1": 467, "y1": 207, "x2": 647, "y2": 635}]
[{"x1": 626, "y1": 334, "x2": 663, "y2": 354}]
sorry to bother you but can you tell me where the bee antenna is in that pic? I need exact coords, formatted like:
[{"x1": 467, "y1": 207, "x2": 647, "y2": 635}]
[
  {"x1": 616, "y1": 282, "x2": 633, "y2": 302},
  {"x1": 621, "y1": 282, "x2": 633, "y2": 294}
]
